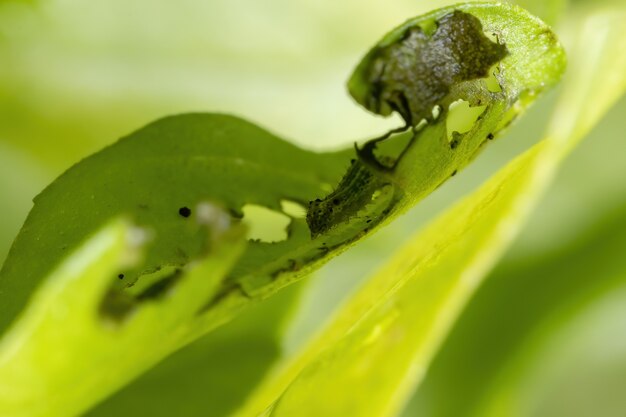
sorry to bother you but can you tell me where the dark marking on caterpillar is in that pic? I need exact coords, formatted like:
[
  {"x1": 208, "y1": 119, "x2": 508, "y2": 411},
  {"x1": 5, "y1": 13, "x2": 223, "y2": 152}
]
[
  {"x1": 451, "y1": 170, "x2": 458, "y2": 177},
  {"x1": 307, "y1": 159, "x2": 388, "y2": 237},
  {"x1": 487, "y1": 133, "x2": 494, "y2": 140},
  {"x1": 118, "y1": 274, "x2": 125, "y2": 280}
]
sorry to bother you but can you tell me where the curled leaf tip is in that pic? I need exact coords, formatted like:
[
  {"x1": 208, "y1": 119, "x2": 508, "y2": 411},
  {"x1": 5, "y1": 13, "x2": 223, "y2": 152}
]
[
  {"x1": 349, "y1": 10, "x2": 508, "y2": 126},
  {"x1": 308, "y1": 5, "x2": 564, "y2": 240}
]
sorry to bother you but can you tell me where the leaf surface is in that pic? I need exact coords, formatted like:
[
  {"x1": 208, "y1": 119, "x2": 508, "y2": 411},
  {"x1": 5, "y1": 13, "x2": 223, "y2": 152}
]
[
  {"x1": 85, "y1": 284, "x2": 304, "y2": 417},
  {"x1": 0, "y1": 3, "x2": 566, "y2": 415},
  {"x1": 0, "y1": 209, "x2": 247, "y2": 417},
  {"x1": 404, "y1": 8, "x2": 626, "y2": 417},
  {"x1": 0, "y1": 2, "x2": 564, "y2": 336},
  {"x1": 232, "y1": 6, "x2": 626, "y2": 417}
]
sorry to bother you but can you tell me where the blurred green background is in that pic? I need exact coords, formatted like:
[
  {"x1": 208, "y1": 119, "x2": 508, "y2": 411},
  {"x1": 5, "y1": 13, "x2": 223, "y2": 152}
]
[{"x1": 1, "y1": 0, "x2": 624, "y2": 416}]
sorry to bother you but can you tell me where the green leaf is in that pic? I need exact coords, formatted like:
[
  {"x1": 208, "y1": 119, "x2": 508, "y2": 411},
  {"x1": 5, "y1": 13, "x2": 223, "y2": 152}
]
[
  {"x1": 0, "y1": 114, "x2": 349, "y2": 337},
  {"x1": 233, "y1": 140, "x2": 560, "y2": 417},
  {"x1": 231, "y1": 7, "x2": 625, "y2": 417},
  {"x1": 86, "y1": 283, "x2": 304, "y2": 417},
  {"x1": 0, "y1": 1, "x2": 564, "y2": 334},
  {"x1": 404, "y1": 8, "x2": 626, "y2": 417},
  {"x1": 406, "y1": 203, "x2": 626, "y2": 417},
  {"x1": 507, "y1": 0, "x2": 568, "y2": 26},
  {"x1": 0, "y1": 3, "x2": 565, "y2": 415},
  {"x1": 0, "y1": 212, "x2": 246, "y2": 417}
]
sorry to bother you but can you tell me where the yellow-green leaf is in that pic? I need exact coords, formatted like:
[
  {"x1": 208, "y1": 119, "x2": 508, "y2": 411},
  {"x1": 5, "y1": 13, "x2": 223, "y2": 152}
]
[{"x1": 232, "y1": 7, "x2": 624, "y2": 417}]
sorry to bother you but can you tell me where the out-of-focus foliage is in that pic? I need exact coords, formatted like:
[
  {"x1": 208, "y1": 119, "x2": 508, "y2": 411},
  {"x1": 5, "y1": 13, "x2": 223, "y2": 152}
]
[
  {"x1": 0, "y1": 0, "x2": 625, "y2": 416},
  {"x1": 87, "y1": 284, "x2": 303, "y2": 417},
  {"x1": 0, "y1": 215, "x2": 248, "y2": 417},
  {"x1": 405, "y1": 201, "x2": 626, "y2": 417}
]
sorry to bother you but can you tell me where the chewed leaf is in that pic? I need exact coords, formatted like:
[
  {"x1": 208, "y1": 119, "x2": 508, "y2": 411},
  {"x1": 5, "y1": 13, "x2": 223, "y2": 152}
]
[
  {"x1": 0, "y1": 3, "x2": 565, "y2": 343},
  {"x1": 404, "y1": 9, "x2": 626, "y2": 417},
  {"x1": 0, "y1": 212, "x2": 247, "y2": 417},
  {"x1": 309, "y1": 3, "x2": 565, "y2": 235},
  {"x1": 0, "y1": 114, "x2": 350, "y2": 336},
  {"x1": 0, "y1": 3, "x2": 566, "y2": 415},
  {"x1": 349, "y1": 10, "x2": 508, "y2": 125},
  {"x1": 233, "y1": 8, "x2": 624, "y2": 417}
]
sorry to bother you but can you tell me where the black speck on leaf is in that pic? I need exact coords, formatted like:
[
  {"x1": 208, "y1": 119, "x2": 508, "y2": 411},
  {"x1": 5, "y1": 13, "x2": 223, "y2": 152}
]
[{"x1": 178, "y1": 207, "x2": 192, "y2": 218}]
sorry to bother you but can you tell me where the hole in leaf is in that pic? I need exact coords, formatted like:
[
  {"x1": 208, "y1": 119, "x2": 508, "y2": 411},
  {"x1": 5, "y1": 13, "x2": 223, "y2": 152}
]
[
  {"x1": 372, "y1": 127, "x2": 414, "y2": 163},
  {"x1": 485, "y1": 64, "x2": 502, "y2": 92},
  {"x1": 431, "y1": 105, "x2": 442, "y2": 120},
  {"x1": 280, "y1": 199, "x2": 307, "y2": 219},
  {"x1": 446, "y1": 99, "x2": 487, "y2": 141},
  {"x1": 481, "y1": 31, "x2": 504, "y2": 93},
  {"x1": 485, "y1": 31, "x2": 499, "y2": 43},
  {"x1": 241, "y1": 204, "x2": 291, "y2": 242}
]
